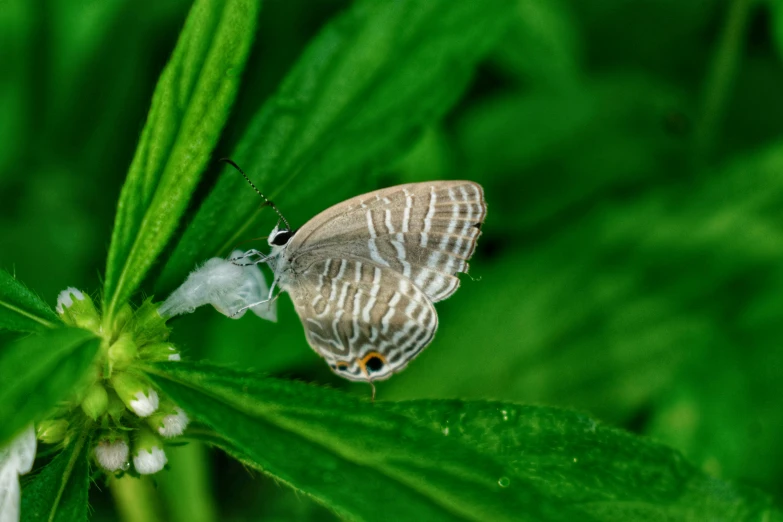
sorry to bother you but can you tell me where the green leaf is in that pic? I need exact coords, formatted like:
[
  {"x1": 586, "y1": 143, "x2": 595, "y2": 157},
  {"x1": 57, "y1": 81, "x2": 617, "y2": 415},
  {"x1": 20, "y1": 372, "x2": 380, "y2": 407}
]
[
  {"x1": 0, "y1": 328, "x2": 99, "y2": 445},
  {"x1": 182, "y1": 428, "x2": 339, "y2": 521},
  {"x1": 103, "y1": 0, "x2": 260, "y2": 321},
  {"x1": 151, "y1": 362, "x2": 781, "y2": 521},
  {"x1": 493, "y1": 0, "x2": 581, "y2": 89},
  {"x1": 384, "y1": 401, "x2": 783, "y2": 522},
  {"x1": 0, "y1": 269, "x2": 59, "y2": 333},
  {"x1": 456, "y1": 73, "x2": 685, "y2": 234},
  {"x1": 157, "y1": 0, "x2": 514, "y2": 292},
  {"x1": 21, "y1": 427, "x2": 92, "y2": 522},
  {"x1": 645, "y1": 142, "x2": 783, "y2": 489},
  {"x1": 568, "y1": 0, "x2": 719, "y2": 82},
  {"x1": 148, "y1": 361, "x2": 588, "y2": 522},
  {"x1": 774, "y1": 0, "x2": 783, "y2": 61}
]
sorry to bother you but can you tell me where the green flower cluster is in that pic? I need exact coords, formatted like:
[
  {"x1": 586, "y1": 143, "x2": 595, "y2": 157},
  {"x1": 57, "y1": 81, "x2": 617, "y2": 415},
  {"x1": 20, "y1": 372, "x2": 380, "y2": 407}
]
[{"x1": 41, "y1": 288, "x2": 188, "y2": 475}]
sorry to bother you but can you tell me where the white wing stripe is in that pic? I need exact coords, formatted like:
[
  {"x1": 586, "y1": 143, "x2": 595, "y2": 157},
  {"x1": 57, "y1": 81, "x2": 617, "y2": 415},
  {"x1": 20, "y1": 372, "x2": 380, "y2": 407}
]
[
  {"x1": 366, "y1": 210, "x2": 377, "y2": 238},
  {"x1": 421, "y1": 186, "x2": 437, "y2": 247},
  {"x1": 368, "y1": 239, "x2": 390, "y2": 267},
  {"x1": 337, "y1": 282, "x2": 350, "y2": 309},
  {"x1": 350, "y1": 290, "x2": 362, "y2": 347},
  {"x1": 336, "y1": 260, "x2": 348, "y2": 280},
  {"x1": 384, "y1": 208, "x2": 395, "y2": 234},
  {"x1": 381, "y1": 293, "x2": 401, "y2": 334},
  {"x1": 306, "y1": 317, "x2": 321, "y2": 329},
  {"x1": 332, "y1": 309, "x2": 345, "y2": 345},
  {"x1": 361, "y1": 267, "x2": 382, "y2": 323},
  {"x1": 402, "y1": 189, "x2": 413, "y2": 233},
  {"x1": 391, "y1": 233, "x2": 411, "y2": 278}
]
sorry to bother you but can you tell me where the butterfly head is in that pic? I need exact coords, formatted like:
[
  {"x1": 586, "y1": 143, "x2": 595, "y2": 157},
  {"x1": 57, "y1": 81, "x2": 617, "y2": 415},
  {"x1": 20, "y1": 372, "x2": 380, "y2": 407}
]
[{"x1": 268, "y1": 223, "x2": 295, "y2": 248}]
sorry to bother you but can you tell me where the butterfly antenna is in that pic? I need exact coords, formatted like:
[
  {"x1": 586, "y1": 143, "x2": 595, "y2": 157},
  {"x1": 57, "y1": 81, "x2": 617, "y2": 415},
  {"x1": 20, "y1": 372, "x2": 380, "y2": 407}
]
[{"x1": 219, "y1": 158, "x2": 292, "y2": 231}]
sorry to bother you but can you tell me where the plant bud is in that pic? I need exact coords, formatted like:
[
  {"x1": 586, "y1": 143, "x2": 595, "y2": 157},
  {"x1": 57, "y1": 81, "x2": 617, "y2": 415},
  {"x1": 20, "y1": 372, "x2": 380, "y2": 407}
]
[
  {"x1": 94, "y1": 435, "x2": 129, "y2": 472},
  {"x1": 147, "y1": 405, "x2": 189, "y2": 438},
  {"x1": 108, "y1": 333, "x2": 138, "y2": 371},
  {"x1": 56, "y1": 287, "x2": 100, "y2": 331},
  {"x1": 106, "y1": 390, "x2": 126, "y2": 421},
  {"x1": 81, "y1": 383, "x2": 109, "y2": 421},
  {"x1": 132, "y1": 426, "x2": 167, "y2": 475},
  {"x1": 36, "y1": 419, "x2": 69, "y2": 444},
  {"x1": 111, "y1": 373, "x2": 159, "y2": 418}
]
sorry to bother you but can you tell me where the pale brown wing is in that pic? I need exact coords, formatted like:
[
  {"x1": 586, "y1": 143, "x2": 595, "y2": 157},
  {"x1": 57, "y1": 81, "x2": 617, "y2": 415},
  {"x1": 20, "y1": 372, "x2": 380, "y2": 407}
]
[
  {"x1": 288, "y1": 181, "x2": 486, "y2": 302},
  {"x1": 288, "y1": 257, "x2": 438, "y2": 382}
]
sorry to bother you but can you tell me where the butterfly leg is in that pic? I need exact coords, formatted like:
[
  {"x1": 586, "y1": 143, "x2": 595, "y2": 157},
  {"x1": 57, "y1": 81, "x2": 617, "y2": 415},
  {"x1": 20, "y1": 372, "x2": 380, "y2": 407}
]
[
  {"x1": 229, "y1": 249, "x2": 270, "y2": 266},
  {"x1": 229, "y1": 283, "x2": 282, "y2": 318},
  {"x1": 230, "y1": 297, "x2": 271, "y2": 317}
]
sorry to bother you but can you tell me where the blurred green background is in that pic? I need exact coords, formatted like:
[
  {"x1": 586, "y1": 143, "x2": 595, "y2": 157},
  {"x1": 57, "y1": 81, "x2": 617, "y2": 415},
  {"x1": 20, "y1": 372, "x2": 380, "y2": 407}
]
[{"x1": 2, "y1": 0, "x2": 783, "y2": 519}]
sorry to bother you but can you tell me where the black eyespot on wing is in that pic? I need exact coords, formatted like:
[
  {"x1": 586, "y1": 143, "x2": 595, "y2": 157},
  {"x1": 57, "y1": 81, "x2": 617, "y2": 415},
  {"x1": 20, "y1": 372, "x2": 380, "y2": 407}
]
[{"x1": 365, "y1": 356, "x2": 384, "y2": 373}]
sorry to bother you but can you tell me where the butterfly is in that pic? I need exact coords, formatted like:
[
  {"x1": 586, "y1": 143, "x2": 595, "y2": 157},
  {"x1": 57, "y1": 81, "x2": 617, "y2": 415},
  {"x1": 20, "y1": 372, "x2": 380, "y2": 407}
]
[{"x1": 224, "y1": 160, "x2": 486, "y2": 384}]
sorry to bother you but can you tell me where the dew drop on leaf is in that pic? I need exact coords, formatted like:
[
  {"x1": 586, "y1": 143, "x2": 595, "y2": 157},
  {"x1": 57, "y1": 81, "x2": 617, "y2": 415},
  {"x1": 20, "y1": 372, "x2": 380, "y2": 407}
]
[{"x1": 497, "y1": 476, "x2": 510, "y2": 488}]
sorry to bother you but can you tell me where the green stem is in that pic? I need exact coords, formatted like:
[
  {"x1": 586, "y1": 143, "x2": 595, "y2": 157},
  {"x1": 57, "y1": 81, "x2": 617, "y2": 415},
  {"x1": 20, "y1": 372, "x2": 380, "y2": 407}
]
[
  {"x1": 158, "y1": 443, "x2": 218, "y2": 522},
  {"x1": 694, "y1": 0, "x2": 753, "y2": 165},
  {"x1": 110, "y1": 475, "x2": 164, "y2": 522},
  {"x1": 0, "y1": 299, "x2": 56, "y2": 328},
  {"x1": 48, "y1": 427, "x2": 90, "y2": 522}
]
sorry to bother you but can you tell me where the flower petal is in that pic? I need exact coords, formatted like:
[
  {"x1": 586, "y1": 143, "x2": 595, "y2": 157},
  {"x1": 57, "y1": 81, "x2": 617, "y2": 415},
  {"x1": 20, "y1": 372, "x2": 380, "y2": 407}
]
[
  {"x1": 0, "y1": 425, "x2": 36, "y2": 522},
  {"x1": 159, "y1": 252, "x2": 276, "y2": 322}
]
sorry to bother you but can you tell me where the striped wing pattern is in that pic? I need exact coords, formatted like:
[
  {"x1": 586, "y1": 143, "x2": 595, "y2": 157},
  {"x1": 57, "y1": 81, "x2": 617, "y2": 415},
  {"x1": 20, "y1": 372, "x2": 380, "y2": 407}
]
[
  {"x1": 289, "y1": 181, "x2": 486, "y2": 303},
  {"x1": 289, "y1": 258, "x2": 437, "y2": 381},
  {"x1": 284, "y1": 181, "x2": 485, "y2": 381}
]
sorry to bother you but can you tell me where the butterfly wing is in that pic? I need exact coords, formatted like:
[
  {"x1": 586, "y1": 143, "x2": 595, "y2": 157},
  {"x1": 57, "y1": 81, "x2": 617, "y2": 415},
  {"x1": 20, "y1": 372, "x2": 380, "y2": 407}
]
[
  {"x1": 288, "y1": 181, "x2": 486, "y2": 302},
  {"x1": 288, "y1": 257, "x2": 438, "y2": 382}
]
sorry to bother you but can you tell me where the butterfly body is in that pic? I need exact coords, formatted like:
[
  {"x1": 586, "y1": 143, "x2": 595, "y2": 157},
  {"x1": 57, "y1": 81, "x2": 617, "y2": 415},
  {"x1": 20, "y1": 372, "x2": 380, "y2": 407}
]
[{"x1": 254, "y1": 181, "x2": 486, "y2": 382}]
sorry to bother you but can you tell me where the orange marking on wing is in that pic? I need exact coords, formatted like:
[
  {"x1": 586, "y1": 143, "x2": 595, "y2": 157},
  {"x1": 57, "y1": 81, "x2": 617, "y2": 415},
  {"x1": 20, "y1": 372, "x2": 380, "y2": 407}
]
[{"x1": 357, "y1": 351, "x2": 387, "y2": 377}]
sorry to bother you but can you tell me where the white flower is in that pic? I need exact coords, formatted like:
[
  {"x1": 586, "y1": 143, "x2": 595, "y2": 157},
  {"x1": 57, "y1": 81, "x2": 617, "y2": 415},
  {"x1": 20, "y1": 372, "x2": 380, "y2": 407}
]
[
  {"x1": 157, "y1": 408, "x2": 189, "y2": 438},
  {"x1": 111, "y1": 374, "x2": 160, "y2": 418},
  {"x1": 158, "y1": 251, "x2": 276, "y2": 321},
  {"x1": 0, "y1": 425, "x2": 36, "y2": 522},
  {"x1": 55, "y1": 287, "x2": 85, "y2": 314},
  {"x1": 129, "y1": 390, "x2": 159, "y2": 418},
  {"x1": 55, "y1": 287, "x2": 100, "y2": 330},
  {"x1": 94, "y1": 439, "x2": 129, "y2": 472},
  {"x1": 133, "y1": 447, "x2": 167, "y2": 475}
]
